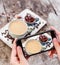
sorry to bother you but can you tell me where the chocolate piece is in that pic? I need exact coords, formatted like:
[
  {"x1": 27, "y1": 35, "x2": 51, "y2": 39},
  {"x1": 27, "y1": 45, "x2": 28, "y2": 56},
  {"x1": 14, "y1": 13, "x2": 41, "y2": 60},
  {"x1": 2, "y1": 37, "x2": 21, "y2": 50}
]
[
  {"x1": 34, "y1": 23, "x2": 39, "y2": 28},
  {"x1": 1, "y1": 30, "x2": 15, "y2": 43},
  {"x1": 45, "y1": 41, "x2": 52, "y2": 48},
  {"x1": 5, "y1": 32, "x2": 15, "y2": 43},
  {"x1": 46, "y1": 42, "x2": 51, "y2": 48},
  {"x1": 5, "y1": 30, "x2": 8, "y2": 33},
  {"x1": 1, "y1": 30, "x2": 8, "y2": 35},
  {"x1": 1, "y1": 32, "x2": 6, "y2": 35}
]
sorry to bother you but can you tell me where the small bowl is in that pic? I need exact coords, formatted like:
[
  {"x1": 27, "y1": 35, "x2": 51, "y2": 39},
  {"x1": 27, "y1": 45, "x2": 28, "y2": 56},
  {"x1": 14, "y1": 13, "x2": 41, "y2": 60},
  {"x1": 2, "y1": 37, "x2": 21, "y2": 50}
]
[
  {"x1": 25, "y1": 14, "x2": 35, "y2": 24},
  {"x1": 8, "y1": 19, "x2": 28, "y2": 39}
]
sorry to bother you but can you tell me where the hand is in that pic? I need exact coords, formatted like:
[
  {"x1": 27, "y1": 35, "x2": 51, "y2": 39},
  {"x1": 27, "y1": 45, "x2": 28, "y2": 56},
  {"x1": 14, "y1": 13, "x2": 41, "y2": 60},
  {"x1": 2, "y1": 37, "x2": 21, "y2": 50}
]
[
  {"x1": 10, "y1": 39, "x2": 29, "y2": 65},
  {"x1": 48, "y1": 26, "x2": 60, "y2": 60}
]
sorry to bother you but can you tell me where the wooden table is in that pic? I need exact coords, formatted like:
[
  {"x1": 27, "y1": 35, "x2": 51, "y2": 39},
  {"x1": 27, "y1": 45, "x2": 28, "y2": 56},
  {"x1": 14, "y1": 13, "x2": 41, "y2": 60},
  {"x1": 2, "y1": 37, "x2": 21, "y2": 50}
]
[{"x1": 0, "y1": 0, "x2": 60, "y2": 65}]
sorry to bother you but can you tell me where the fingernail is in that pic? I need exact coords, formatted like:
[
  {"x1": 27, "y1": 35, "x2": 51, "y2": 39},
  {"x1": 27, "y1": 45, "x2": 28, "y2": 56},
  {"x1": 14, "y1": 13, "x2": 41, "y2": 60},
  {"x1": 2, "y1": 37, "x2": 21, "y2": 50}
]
[
  {"x1": 17, "y1": 46, "x2": 21, "y2": 50},
  {"x1": 15, "y1": 38, "x2": 17, "y2": 40},
  {"x1": 48, "y1": 51, "x2": 51, "y2": 56},
  {"x1": 53, "y1": 38, "x2": 56, "y2": 41}
]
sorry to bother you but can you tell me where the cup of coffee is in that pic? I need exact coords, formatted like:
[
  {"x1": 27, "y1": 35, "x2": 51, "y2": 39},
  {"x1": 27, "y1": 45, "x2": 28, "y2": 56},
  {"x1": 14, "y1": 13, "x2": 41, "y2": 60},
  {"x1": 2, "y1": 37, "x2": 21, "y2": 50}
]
[
  {"x1": 25, "y1": 39, "x2": 42, "y2": 55},
  {"x1": 8, "y1": 19, "x2": 28, "y2": 38}
]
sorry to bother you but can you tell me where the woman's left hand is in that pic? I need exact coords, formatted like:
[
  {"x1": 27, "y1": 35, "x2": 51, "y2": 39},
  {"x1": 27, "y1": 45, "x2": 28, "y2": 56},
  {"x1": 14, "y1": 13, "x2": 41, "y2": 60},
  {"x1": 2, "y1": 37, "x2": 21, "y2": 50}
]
[{"x1": 10, "y1": 39, "x2": 29, "y2": 65}]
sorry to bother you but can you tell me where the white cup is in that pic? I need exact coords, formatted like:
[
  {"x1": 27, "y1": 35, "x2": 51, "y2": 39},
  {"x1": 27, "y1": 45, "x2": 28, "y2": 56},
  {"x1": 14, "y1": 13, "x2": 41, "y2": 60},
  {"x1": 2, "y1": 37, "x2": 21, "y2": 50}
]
[{"x1": 8, "y1": 19, "x2": 28, "y2": 39}]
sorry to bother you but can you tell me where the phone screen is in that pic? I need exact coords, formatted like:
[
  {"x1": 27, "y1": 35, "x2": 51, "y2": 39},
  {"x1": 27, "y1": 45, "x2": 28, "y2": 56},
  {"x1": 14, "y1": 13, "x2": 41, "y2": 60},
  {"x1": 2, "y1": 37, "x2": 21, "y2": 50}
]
[{"x1": 16, "y1": 30, "x2": 56, "y2": 57}]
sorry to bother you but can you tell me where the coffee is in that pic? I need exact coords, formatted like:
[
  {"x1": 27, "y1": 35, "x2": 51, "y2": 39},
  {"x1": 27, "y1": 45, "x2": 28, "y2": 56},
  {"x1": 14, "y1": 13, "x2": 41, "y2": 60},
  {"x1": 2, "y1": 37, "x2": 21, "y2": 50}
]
[
  {"x1": 8, "y1": 19, "x2": 28, "y2": 38},
  {"x1": 25, "y1": 39, "x2": 42, "y2": 55}
]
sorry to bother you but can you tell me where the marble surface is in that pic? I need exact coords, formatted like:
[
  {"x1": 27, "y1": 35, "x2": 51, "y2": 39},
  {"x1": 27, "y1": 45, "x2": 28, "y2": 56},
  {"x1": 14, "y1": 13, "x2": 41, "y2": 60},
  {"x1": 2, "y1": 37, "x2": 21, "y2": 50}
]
[{"x1": 0, "y1": 0, "x2": 60, "y2": 65}]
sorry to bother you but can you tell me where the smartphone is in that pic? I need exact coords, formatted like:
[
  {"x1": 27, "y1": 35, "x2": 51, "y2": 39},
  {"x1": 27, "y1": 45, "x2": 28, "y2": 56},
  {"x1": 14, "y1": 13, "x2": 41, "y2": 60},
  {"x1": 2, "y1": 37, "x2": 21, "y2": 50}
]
[{"x1": 16, "y1": 30, "x2": 56, "y2": 57}]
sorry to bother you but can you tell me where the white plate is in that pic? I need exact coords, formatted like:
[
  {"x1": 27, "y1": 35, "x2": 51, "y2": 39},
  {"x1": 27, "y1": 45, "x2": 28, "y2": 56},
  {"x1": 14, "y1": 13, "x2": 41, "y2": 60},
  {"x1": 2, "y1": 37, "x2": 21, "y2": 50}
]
[{"x1": 0, "y1": 9, "x2": 47, "y2": 48}]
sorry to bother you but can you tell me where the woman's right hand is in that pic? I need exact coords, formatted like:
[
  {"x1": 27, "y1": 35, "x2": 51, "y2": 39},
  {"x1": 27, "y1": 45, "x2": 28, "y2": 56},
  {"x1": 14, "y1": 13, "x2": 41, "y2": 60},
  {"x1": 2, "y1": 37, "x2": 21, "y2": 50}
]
[{"x1": 48, "y1": 26, "x2": 60, "y2": 60}]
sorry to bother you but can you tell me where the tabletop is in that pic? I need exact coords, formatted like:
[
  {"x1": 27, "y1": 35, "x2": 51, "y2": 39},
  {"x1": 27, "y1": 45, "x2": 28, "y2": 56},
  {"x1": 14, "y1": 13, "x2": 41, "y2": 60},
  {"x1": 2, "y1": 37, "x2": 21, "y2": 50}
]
[{"x1": 0, "y1": 0, "x2": 60, "y2": 65}]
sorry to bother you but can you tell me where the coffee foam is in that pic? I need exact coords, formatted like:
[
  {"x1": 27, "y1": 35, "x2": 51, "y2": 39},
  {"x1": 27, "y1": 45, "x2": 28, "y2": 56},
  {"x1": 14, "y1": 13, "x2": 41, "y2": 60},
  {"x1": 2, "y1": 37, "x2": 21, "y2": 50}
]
[
  {"x1": 25, "y1": 39, "x2": 42, "y2": 55},
  {"x1": 9, "y1": 19, "x2": 28, "y2": 36}
]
